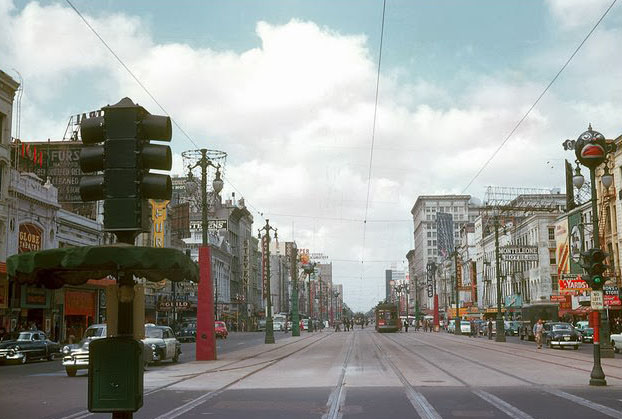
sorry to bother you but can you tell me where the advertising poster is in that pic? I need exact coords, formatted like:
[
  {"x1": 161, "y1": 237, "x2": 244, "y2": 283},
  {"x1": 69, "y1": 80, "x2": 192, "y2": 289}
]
[{"x1": 567, "y1": 211, "x2": 583, "y2": 275}]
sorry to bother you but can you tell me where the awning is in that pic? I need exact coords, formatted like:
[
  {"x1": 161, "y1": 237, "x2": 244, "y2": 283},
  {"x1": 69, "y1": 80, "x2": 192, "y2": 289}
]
[{"x1": 7, "y1": 244, "x2": 199, "y2": 289}]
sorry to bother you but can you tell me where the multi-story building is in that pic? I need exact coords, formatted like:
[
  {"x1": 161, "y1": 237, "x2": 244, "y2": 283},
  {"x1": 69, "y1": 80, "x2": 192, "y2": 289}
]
[
  {"x1": 410, "y1": 195, "x2": 482, "y2": 310},
  {"x1": 475, "y1": 193, "x2": 566, "y2": 314},
  {"x1": 0, "y1": 70, "x2": 19, "y2": 331}
]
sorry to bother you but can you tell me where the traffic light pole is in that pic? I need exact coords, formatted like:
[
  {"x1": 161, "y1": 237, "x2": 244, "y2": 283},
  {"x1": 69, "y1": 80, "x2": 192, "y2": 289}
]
[{"x1": 589, "y1": 167, "x2": 607, "y2": 386}]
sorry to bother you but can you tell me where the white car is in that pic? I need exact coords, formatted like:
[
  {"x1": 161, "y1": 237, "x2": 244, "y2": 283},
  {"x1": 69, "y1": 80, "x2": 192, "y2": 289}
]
[{"x1": 611, "y1": 332, "x2": 622, "y2": 353}]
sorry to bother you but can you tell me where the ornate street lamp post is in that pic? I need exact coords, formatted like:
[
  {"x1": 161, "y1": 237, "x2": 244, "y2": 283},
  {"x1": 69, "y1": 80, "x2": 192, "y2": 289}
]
[
  {"x1": 184, "y1": 148, "x2": 224, "y2": 361},
  {"x1": 303, "y1": 262, "x2": 316, "y2": 332},
  {"x1": 258, "y1": 220, "x2": 278, "y2": 344},
  {"x1": 563, "y1": 124, "x2": 617, "y2": 386}
]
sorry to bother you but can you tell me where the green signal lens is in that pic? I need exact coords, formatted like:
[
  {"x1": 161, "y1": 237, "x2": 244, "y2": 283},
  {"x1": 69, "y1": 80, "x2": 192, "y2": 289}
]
[{"x1": 594, "y1": 276, "x2": 602, "y2": 284}]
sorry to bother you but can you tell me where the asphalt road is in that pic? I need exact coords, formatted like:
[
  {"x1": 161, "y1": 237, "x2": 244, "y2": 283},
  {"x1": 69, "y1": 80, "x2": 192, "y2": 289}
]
[{"x1": 3, "y1": 329, "x2": 622, "y2": 419}]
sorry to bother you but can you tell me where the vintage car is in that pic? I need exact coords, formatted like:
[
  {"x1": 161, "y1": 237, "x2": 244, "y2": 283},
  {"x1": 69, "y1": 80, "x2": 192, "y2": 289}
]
[
  {"x1": 610, "y1": 332, "x2": 622, "y2": 353},
  {"x1": 580, "y1": 327, "x2": 594, "y2": 343},
  {"x1": 215, "y1": 321, "x2": 228, "y2": 339},
  {"x1": 144, "y1": 325, "x2": 181, "y2": 363},
  {"x1": 0, "y1": 331, "x2": 60, "y2": 364},
  {"x1": 544, "y1": 322, "x2": 580, "y2": 350},
  {"x1": 62, "y1": 324, "x2": 155, "y2": 376},
  {"x1": 176, "y1": 322, "x2": 196, "y2": 343}
]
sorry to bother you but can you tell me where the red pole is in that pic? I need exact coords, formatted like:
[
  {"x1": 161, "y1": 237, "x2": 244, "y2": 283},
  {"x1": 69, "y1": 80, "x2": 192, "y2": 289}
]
[
  {"x1": 593, "y1": 310, "x2": 600, "y2": 346},
  {"x1": 196, "y1": 246, "x2": 216, "y2": 360}
]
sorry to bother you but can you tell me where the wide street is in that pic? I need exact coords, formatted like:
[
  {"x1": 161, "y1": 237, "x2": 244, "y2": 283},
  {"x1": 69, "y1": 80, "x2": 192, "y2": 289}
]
[{"x1": 3, "y1": 328, "x2": 622, "y2": 419}]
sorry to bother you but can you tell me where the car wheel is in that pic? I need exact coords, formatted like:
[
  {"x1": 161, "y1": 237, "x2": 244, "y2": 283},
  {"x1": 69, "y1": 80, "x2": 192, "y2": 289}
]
[
  {"x1": 612, "y1": 342, "x2": 618, "y2": 353},
  {"x1": 66, "y1": 367, "x2": 77, "y2": 377},
  {"x1": 172, "y1": 352, "x2": 179, "y2": 363},
  {"x1": 574, "y1": 345, "x2": 579, "y2": 350},
  {"x1": 47, "y1": 353, "x2": 55, "y2": 361}
]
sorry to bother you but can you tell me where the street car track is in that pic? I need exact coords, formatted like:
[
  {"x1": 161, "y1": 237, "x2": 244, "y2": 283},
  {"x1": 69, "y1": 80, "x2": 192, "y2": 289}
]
[
  {"x1": 153, "y1": 332, "x2": 333, "y2": 419},
  {"x1": 57, "y1": 332, "x2": 327, "y2": 419},
  {"x1": 420, "y1": 332, "x2": 622, "y2": 379},
  {"x1": 385, "y1": 333, "x2": 622, "y2": 419},
  {"x1": 369, "y1": 332, "x2": 442, "y2": 419},
  {"x1": 322, "y1": 330, "x2": 356, "y2": 419}
]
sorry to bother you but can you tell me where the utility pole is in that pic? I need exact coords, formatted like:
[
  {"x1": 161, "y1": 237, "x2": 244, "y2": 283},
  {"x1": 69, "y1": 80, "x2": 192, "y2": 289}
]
[{"x1": 288, "y1": 244, "x2": 300, "y2": 337}]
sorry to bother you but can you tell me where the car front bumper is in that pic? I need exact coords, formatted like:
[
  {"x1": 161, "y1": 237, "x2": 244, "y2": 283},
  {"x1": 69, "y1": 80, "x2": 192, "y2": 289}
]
[
  {"x1": 63, "y1": 353, "x2": 90, "y2": 369},
  {"x1": 0, "y1": 351, "x2": 25, "y2": 362}
]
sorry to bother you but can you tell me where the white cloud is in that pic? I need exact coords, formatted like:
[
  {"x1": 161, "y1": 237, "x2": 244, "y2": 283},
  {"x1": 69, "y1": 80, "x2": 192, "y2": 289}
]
[
  {"x1": 1, "y1": 1, "x2": 620, "y2": 310},
  {"x1": 546, "y1": 0, "x2": 615, "y2": 30}
]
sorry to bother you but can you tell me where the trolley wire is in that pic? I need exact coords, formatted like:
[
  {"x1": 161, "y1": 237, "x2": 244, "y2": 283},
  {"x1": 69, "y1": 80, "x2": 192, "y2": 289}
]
[{"x1": 461, "y1": 0, "x2": 618, "y2": 193}]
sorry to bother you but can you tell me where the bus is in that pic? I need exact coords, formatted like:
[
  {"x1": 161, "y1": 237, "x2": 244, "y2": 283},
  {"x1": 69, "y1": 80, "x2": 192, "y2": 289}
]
[{"x1": 375, "y1": 303, "x2": 400, "y2": 333}]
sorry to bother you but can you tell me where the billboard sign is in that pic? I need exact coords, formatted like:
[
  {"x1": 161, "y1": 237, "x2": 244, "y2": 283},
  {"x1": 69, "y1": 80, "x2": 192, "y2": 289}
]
[
  {"x1": 18, "y1": 223, "x2": 42, "y2": 253},
  {"x1": 555, "y1": 219, "x2": 570, "y2": 276},
  {"x1": 558, "y1": 275, "x2": 589, "y2": 294}
]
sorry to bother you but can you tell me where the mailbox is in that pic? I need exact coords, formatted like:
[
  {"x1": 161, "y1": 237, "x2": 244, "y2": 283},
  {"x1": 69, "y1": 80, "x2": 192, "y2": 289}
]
[{"x1": 88, "y1": 337, "x2": 144, "y2": 412}]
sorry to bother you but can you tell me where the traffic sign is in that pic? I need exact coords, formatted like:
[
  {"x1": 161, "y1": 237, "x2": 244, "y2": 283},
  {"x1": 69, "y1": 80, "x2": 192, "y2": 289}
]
[{"x1": 591, "y1": 290, "x2": 604, "y2": 310}]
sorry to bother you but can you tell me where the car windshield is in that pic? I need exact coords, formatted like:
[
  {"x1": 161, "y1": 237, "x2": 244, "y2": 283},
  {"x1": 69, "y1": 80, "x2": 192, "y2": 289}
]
[
  {"x1": 84, "y1": 327, "x2": 105, "y2": 338},
  {"x1": 552, "y1": 324, "x2": 573, "y2": 331},
  {"x1": 16, "y1": 332, "x2": 32, "y2": 341},
  {"x1": 145, "y1": 328, "x2": 163, "y2": 338}
]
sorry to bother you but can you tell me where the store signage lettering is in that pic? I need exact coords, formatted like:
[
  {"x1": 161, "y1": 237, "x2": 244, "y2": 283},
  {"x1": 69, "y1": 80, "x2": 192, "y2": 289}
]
[
  {"x1": 18, "y1": 223, "x2": 42, "y2": 253},
  {"x1": 157, "y1": 300, "x2": 191, "y2": 311},
  {"x1": 207, "y1": 219, "x2": 227, "y2": 230},
  {"x1": 500, "y1": 245, "x2": 539, "y2": 261}
]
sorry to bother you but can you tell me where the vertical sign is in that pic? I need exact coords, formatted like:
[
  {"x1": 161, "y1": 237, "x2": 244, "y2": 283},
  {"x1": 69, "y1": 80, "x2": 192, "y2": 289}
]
[
  {"x1": 436, "y1": 212, "x2": 454, "y2": 259},
  {"x1": 568, "y1": 211, "x2": 583, "y2": 275},
  {"x1": 151, "y1": 200, "x2": 168, "y2": 248},
  {"x1": 261, "y1": 234, "x2": 269, "y2": 299},
  {"x1": 426, "y1": 262, "x2": 435, "y2": 298}
]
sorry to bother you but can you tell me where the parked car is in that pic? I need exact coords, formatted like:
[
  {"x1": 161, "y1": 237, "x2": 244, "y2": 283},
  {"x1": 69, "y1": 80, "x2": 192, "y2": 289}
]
[
  {"x1": 543, "y1": 322, "x2": 580, "y2": 350},
  {"x1": 504, "y1": 321, "x2": 520, "y2": 336},
  {"x1": 575, "y1": 320, "x2": 589, "y2": 331},
  {"x1": 0, "y1": 330, "x2": 60, "y2": 364},
  {"x1": 581, "y1": 327, "x2": 594, "y2": 343},
  {"x1": 610, "y1": 331, "x2": 622, "y2": 353},
  {"x1": 62, "y1": 324, "x2": 154, "y2": 376},
  {"x1": 144, "y1": 325, "x2": 181, "y2": 363},
  {"x1": 215, "y1": 321, "x2": 228, "y2": 339},
  {"x1": 257, "y1": 319, "x2": 266, "y2": 331},
  {"x1": 176, "y1": 323, "x2": 197, "y2": 343},
  {"x1": 459, "y1": 321, "x2": 471, "y2": 334}
]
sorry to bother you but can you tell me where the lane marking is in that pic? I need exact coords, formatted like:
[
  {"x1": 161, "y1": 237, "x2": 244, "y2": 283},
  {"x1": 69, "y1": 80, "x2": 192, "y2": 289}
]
[
  {"x1": 401, "y1": 334, "x2": 622, "y2": 419},
  {"x1": 322, "y1": 332, "x2": 356, "y2": 419},
  {"x1": 372, "y1": 333, "x2": 441, "y2": 419},
  {"x1": 546, "y1": 388, "x2": 622, "y2": 419},
  {"x1": 472, "y1": 389, "x2": 534, "y2": 419}
]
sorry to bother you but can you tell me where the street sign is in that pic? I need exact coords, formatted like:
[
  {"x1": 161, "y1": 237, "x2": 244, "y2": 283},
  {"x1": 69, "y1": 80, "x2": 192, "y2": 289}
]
[
  {"x1": 590, "y1": 290, "x2": 604, "y2": 310},
  {"x1": 500, "y1": 245, "x2": 538, "y2": 261}
]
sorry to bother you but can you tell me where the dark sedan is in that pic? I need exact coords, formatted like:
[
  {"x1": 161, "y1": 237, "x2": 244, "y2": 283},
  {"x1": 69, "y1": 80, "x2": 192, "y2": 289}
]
[
  {"x1": 0, "y1": 331, "x2": 60, "y2": 364},
  {"x1": 544, "y1": 322, "x2": 581, "y2": 350}
]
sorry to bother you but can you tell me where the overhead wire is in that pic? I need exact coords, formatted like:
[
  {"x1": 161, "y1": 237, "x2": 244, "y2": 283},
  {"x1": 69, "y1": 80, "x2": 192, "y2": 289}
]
[
  {"x1": 461, "y1": 0, "x2": 618, "y2": 194},
  {"x1": 65, "y1": 0, "x2": 267, "y2": 225}
]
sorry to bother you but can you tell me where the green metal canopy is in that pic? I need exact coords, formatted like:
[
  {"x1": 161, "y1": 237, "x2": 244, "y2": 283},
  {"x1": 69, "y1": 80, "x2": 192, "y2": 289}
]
[{"x1": 7, "y1": 244, "x2": 199, "y2": 289}]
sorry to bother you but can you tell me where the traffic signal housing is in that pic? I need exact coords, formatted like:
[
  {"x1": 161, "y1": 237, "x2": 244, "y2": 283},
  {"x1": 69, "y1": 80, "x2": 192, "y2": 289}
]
[
  {"x1": 79, "y1": 97, "x2": 172, "y2": 235},
  {"x1": 580, "y1": 248, "x2": 609, "y2": 290}
]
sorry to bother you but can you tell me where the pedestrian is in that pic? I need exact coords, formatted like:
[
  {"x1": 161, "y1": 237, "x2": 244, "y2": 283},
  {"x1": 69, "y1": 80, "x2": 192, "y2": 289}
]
[
  {"x1": 488, "y1": 319, "x2": 493, "y2": 340},
  {"x1": 351, "y1": 318, "x2": 354, "y2": 330},
  {"x1": 404, "y1": 320, "x2": 409, "y2": 333},
  {"x1": 470, "y1": 319, "x2": 475, "y2": 338},
  {"x1": 533, "y1": 319, "x2": 544, "y2": 349}
]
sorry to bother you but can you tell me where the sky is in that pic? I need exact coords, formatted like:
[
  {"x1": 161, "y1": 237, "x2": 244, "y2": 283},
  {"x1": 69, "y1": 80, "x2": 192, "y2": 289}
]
[{"x1": 2, "y1": 0, "x2": 622, "y2": 311}]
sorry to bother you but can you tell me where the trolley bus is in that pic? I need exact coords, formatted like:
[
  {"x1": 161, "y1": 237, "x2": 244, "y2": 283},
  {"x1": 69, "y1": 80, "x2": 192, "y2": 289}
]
[{"x1": 375, "y1": 303, "x2": 400, "y2": 333}]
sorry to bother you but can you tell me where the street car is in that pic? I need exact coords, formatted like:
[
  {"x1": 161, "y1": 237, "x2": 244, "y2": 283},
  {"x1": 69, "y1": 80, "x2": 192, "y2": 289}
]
[
  {"x1": 544, "y1": 322, "x2": 580, "y2": 350},
  {"x1": 62, "y1": 324, "x2": 155, "y2": 376},
  {"x1": 144, "y1": 325, "x2": 181, "y2": 363},
  {"x1": 0, "y1": 331, "x2": 60, "y2": 364},
  {"x1": 215, "y1": 321, "x2": 228, "y2": 339}
]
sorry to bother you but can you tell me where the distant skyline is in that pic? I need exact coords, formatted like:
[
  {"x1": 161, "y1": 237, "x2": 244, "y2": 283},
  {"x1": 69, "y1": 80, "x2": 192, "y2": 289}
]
[{"x1": 2, "y1": 0, "x2": 621, "y2": 311}]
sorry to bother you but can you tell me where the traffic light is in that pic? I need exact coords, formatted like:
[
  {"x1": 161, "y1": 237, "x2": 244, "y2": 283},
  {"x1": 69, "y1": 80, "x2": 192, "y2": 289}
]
[
  {"x1": 580, "y1": 248, "x2": 609, "y2": 290},
  {"x1": 79, "y1": 97, "x2": 172, "y2": 233}
]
